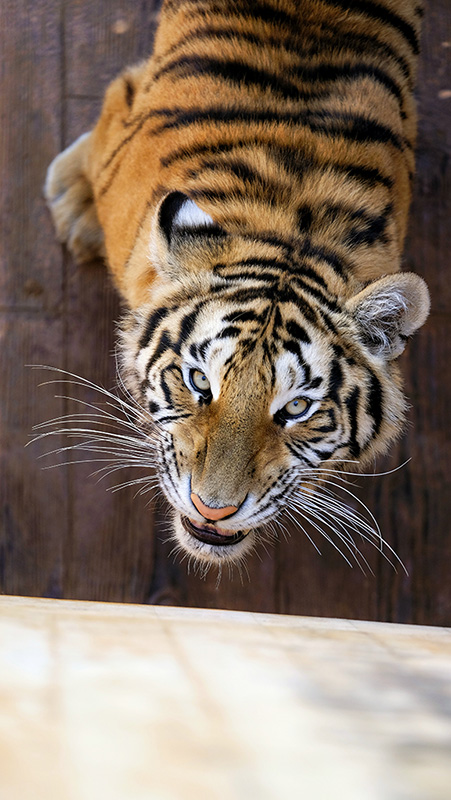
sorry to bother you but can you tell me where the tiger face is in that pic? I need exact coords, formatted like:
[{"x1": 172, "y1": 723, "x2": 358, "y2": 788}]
[{"x1": 121, "y1": 193, "x2": 429, "y2": 564}]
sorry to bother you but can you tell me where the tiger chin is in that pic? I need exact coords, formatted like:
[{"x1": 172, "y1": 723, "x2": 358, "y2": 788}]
[{"x1": 45, "y1": 0, "x2": 430, "y2": 568}]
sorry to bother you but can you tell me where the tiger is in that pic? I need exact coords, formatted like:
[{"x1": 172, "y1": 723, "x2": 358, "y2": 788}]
[{"x1": 45, "y1": 0, "x2": 430, "y2": 569}]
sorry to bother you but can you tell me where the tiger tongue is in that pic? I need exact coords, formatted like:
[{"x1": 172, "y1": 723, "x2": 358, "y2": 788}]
[{"x1": 188, "y1": 518, "x2": 237, "y2": 537}]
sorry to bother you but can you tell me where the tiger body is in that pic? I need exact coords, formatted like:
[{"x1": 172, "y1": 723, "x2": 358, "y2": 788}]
[{"x1": 46, "y1": 0, "x2": 430, "y2": 565}]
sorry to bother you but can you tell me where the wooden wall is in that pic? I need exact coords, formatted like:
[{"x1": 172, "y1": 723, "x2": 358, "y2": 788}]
[{"x1": 1, "y1": 0, "x2": 450, "y2": 624}]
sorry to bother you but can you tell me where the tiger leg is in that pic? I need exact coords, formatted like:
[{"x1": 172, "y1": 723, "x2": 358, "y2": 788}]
[
  {"x1": 45, "y1": 61, "x2": 147, "y2": 266},
  {"x1": 45, "y1": 132, "x2": 105, "y2": 264}
]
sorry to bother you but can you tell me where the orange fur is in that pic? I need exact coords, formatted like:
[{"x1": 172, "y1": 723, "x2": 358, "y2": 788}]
[{"x1": 45, "y1": 0, "x2": 430, "y2": 566}]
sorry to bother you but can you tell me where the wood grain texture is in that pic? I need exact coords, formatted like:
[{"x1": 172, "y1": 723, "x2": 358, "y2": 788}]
[
  {"x1": 1, "y1": 596, "x2": 451, "y2": 800},
  {"x1": 0, "y1": 0, "x2": 450, "y2": 621},
  {"x1": 0, "y1": 0, "x2": 67, "y2": 599}
]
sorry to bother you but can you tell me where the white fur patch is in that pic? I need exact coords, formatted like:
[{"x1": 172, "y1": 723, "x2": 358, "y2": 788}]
[{"x1": 173, "y1": 198, "x2": 214, "y2": 228}]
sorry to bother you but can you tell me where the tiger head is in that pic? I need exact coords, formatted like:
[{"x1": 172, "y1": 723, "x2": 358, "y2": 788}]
[{"x1": 121, "y1": 193, "x2": 430, "y2": 565}]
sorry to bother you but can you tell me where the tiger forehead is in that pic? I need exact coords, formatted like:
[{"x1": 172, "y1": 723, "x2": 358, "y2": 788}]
[
  {"x1": 180, "y1": 297, "x2": 331, "y2": 389},
  {"x1": 184, "y1": 295, "x2": 320, "y2": 345}
]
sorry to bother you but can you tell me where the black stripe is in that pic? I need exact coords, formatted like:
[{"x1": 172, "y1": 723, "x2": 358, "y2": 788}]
[
  {"x1": 189, "y1": 342, "x2": 199, "y2": 361},
  {"x1": 298, "y1": 206, "x2": 313, "y2": 233},
  {"x1": 222, "y1": 353, "x2": 238, "y2": 382},
  {"x1": 345, "y1": 205, "x2": 391, "y2": 247},
  {"x1": 314, "y1": 423, "x2": 336, "y2": 434},
  {"x1": 309, "y1": 446, "x2": 338, "y2": 460},
  {"x1": 157, "y1": 22, "x2": 412, "y2": 85},
  {"x1": 164, "y1": 0, "x2": 301, "y2": 30},
  {"x1": 293, "y1": 61, "x2": 404, "y2": 108},
  {"x1": 189, "y1": 188, "x2": 230, "y2": 203},
  {"x1": 124, "y1": 78, "x2": 135, "y2": 108},
  {"x1": 101, "y1": 108, "x2": 171, "y2": 172},
  {"x1": 292, "y1": 266, "x2": 329, "y2": 291},
  {"x1": 345, "y1": 386, "x2": 361, "y2": 457},
  {"x1": 307, "y1": 376, "x2": 323, "y2": 390},
  {"x1": 214, "y1": 259, "x2": 329, "y2": 292},
  {"x1": 151, "y1": 106, "x2": 406, "y2": 151},
  {"x1": 161, "y1": 138, "x2": 258, "y2": 168},
  {"x1": 230, "y1": 259, "x2": 328, "y2": 291},
  {"x1": 213, "y1": 266, "x2": 279, "y2": 284},
  {"x1": 305, "y1": 111, "x2": 406, "y2": 151},
  {"x1": 223, "y1": 309, "x2": 262, "y2": 324},
  {"x1": 286, "y1": 319, "x2": 311, "y2": 344},
  {"x1": 174, "y1": 308, "x2": 200, "y2": 352},
  {"x1": 285, "y1": 441, "x2": 316, "y2": 467},
  {"x1": 98, "y1": 158, "x2": 125, "y2": 198},
  {"x1": 218, "y1": 157, "x2": 262, "y2": 184},
  {"x1": 298, "y1": 240, "x2": 348, "y2": 278},
  {"x1": 222, "y1": 258, "x2": 288, "y2": 272},
  {"x1": 160, "y1": 364, "x2": 183, "y2": 407},
  {"x1": 340, "y1": 163, "x2": 394, "y2": 190},
  {"x1": 154, "y1": 55, "x2": 307, "y2": 102},
  {"x1": 146, "y1": 330, "x2": 173, "y2": 373},
  {"x1": 139, "y1": 306, "x2": 170, "y2": 350},
  {"x1": 277, "y1": 283, "x2": 318, "y2": 315},
  {"x1": 161, "y1": 138, "x2": 394, "y2": 190},
  {"x1": 192, "y1": 156, "x2": 279, "y2": 195},
  {"x1": 199, "y1": 339, "x2": 212, "y2": 360},
  {"x1": 328, "y1": 359, "x2": 343, "y2": 405},
  {"x1": 244, "y1": 232, "x2": 295, "y2": 254},
  {"x1": 324, "y1": 0, "x2": 420, "y2": 54},
  {"x1": 219, "y1": 325, "x2": 241, "y2": 338},
  {"x1": 284, "y1": 339, "x2": 306, "y2": 366},
  {"x1": 154, "y1": 54, "x2": 404, "y2": 110},
  {"x1": 366, "y1": 370, "x2": 383, "y2": 437},
  {"x1": 157, "y1": 413, "x2": 193, "y2": 425}
]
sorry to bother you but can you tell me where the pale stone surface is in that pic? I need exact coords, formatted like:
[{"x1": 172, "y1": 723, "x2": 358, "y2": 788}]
[{"x1": 0, "y1": 596, "x2": 450, "y2": 800}]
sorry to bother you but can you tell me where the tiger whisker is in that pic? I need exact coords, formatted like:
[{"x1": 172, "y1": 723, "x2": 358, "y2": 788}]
[
  {"x1": 40, "y1": 458, "x2": 154, "y2": 472},
  {"x1": 30, "y1": 365, "x2": 148, "y2": 419},
  {"x1": 283, "y1": 508, "x2": 323, "y2": 556},
  {"x1": 296, "y1": 482, "x2": 382, "y2": 544},
  {"x1": 33, "y1": 396, "x2": 152, "y2": 437},
  {"x1": 289, "y1": 506, "x2": 358, "y2": 568},
  {"x1": 106, "y1": 475, "x2": 160, "y2": 493},
  {"x1": 289, "y1": 497, "x2": 373, "y2": 567},
  {"x1": 295, "y1": 458, "x2": 410, "y2": 481},
  {"x1": 292, "y1": 502, "x2": 373, "y2": 572},
  {"x1": 297, "y1": 475, "x2": 383, "y2": 546},
  {"x1": 288, "y1": 486, "x2": 405, "y2": 572}
]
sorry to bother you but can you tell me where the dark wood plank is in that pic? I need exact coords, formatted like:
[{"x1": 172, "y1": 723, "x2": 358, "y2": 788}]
[
  {"x1": 405, "y1": 0, "x2": 451, "y2": 314},
  {"x1": 1, "y1": 0, "x2": 449, "y2": 621},
  {"x1": 65, "y1": 1, "x2": 162, "y2": 97},
  {"x1": 61, "y1": 11, "x2": 162, "y2": 601},
  {"x1": 0, "y1": 316, "x2": 68, "y2": 598},
  {"x1": 0, "y1": 0, "x2": 68, "y2": 598},
  {"x1": 0, "y1": 0, "x2": 64, "y2": 312},
  {"x1": 367, "y1": 2, "x2": 451, "y2": 625}
]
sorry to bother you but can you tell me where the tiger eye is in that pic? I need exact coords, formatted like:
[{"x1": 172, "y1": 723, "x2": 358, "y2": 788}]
[
  {"x1": 190, "y1": 369, "x2": 211, "y2": 392},
  {"x1": 284, "y1": 397, "x2": 309, "y2": 417}
]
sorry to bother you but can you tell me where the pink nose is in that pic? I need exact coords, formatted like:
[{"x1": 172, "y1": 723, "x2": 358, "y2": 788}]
[{"x1": 190, "y1": 493, "x2": 238, "y2": 521}]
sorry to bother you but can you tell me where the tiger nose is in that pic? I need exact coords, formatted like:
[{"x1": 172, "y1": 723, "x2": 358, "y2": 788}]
[{"x1": 190, "y1": 493, "x2": 239, "y2": 521}]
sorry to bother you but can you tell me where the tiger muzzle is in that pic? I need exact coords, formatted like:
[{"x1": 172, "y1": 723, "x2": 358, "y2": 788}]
[{"x1": 181, "y1": 517, "x2": 246, "y2": 546}]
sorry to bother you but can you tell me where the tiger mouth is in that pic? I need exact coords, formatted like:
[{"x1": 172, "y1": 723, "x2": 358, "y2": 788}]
[{"x1": 181, "y1": 516, "x2": 246, "y2": 546}]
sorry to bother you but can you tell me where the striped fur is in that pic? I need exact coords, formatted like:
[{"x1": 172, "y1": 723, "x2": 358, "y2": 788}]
[{"x1": 45, "y1": 0, "x2": 430, "y2": 566}]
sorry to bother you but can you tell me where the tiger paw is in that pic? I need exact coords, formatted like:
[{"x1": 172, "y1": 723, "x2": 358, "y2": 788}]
[{"x1": 44, "y1": 132, "x2": 106, "y2": 264}]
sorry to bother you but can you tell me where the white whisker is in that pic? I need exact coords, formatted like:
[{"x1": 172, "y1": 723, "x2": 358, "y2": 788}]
[{"x1": 283, "y1": 509, "x2": 322, "y2": 555}]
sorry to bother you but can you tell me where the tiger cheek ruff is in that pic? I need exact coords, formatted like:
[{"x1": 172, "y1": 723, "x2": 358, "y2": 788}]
[{"x1": 45, "y1": 0, "x2": 430, "y2": 567}]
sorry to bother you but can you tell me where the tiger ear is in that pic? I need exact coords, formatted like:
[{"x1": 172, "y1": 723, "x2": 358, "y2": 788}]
[
  {"x1": 346, "y1": 273, "x2": 430, "y2": 359},
  {"x1": 158, "y1": 192, "x2": 216, "y2": 244},
  {"x1": 149, "y1": 192, "x2": 223, "y2": 282}
]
